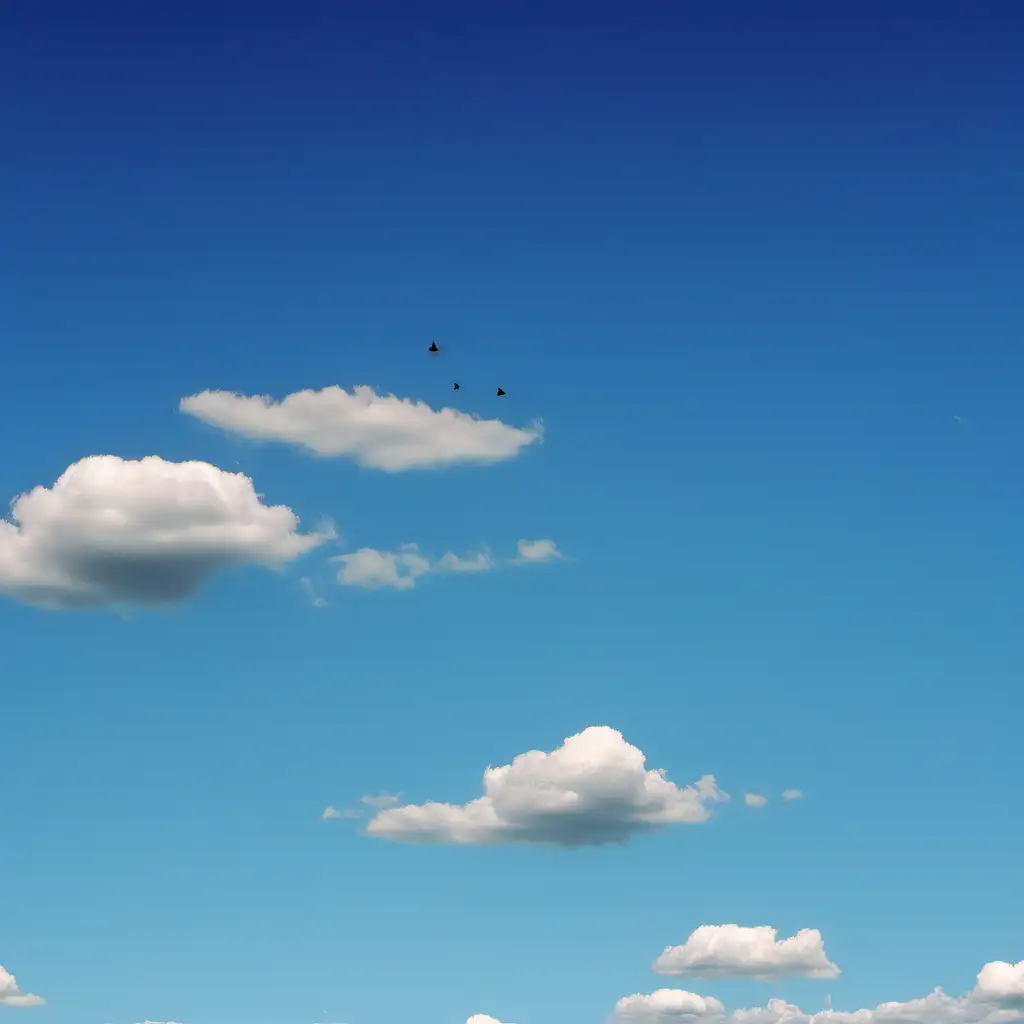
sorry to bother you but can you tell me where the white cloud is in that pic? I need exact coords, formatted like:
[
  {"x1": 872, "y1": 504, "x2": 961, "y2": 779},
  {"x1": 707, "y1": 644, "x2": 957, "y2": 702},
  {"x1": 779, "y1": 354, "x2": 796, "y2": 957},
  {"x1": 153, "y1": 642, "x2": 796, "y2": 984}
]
[
  {"x1": 976, "y1": 962, "x2": 1024, "y2": 1008},
  {"x1": 331, "y1": 538, "x2": 566, "y2": 590},
  {"x1": 744, "y1": 793, "x2": 768, "y2": 809},
  {"x1": 612, "y1": 961, "x2": 1024, "y2": 1024},
  {"x1": 0, "y1": 964, "x2": 44, "y2": 1007},
  {"x1": 615, "y1": 989, "x2": 725, "y2": 1022},
  {"x1": 467, "y1": 1017, "x2": 512, "y2": 1024},
  {"x1": 321, "y1": 805, "x2": 362, "y2": 821},
  {"x1": 653, "y1": 925, "x2": 839, "y2": 981},
  {"x1": 513, "y1": 538, "x2": 563, "y2": 563},
  {"x1": 781, "y1": 789, "x2": 803, "y2": 802},
  {"x1": 365, "y1": 726, "x2": 727, "y2": 847},
  {"x1": 332, "y1": 543, "x2": 495, "y2": 590},
  {"x1": 361, "y1": 793, "x2": 401, "y2": 809},
  {"x1": 180, "y1": 386, "x2": 542, "y2": 471},
  {"x1": 0, "y1": 455, "x2": 330, "y2": 610}
]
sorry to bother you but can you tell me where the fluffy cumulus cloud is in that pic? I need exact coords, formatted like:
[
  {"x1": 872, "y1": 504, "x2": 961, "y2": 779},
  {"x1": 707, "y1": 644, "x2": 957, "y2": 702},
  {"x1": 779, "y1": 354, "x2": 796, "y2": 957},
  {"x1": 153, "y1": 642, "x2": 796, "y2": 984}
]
[
  {"x1": 467, "y1": 1016, "x2": 511, "y2": 1024},
  {"x1": 0, "y1": 456, "x2": 330, "y2": 610},
  {"x1": 744, "y1": 793, "x2": 768, "y2": 808},
  {"x1": 364, "y1": 726, "x2": 727, "y2": 847},
  {"x1": 180, "y1": 386, "x2": 542, "y2": 471},
  {"x1": 612, "y1": 961, "x2": 1024, "y2": 1024},
  {"x1": 0, "y1": 964, "x2": 44, "y2": 1007},
  {"x1": 976, "y1": 962, "x2": 1024, "y2": 1008},
  {"x1": 653, "y1": 925, "x2": 840, "y2": 981}
]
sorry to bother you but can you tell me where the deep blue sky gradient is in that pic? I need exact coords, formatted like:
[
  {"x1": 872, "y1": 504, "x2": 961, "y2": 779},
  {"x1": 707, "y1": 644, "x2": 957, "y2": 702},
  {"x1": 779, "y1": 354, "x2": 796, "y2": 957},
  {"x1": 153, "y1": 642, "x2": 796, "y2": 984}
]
[{"x1": 3, "y1": 3, "x2": 1023, "y2": 1023}]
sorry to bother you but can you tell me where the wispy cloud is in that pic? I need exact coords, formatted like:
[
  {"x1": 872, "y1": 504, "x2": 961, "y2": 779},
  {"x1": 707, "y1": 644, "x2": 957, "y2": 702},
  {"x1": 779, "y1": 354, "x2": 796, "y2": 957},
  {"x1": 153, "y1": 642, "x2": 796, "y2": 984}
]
[
  {"x1": 331, "y1": 539, "x2": 563, "y2": 590},
  {"x1": 511, "y1": 538, "x2": 563, "y2": 564},
  {"x1": 744, "y1": 793, "x2": 768, "y2": 808}
]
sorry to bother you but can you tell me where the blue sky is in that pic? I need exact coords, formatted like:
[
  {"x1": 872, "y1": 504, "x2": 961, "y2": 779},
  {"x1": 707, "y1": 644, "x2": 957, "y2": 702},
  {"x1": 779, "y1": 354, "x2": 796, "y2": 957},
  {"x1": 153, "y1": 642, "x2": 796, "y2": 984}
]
[{"x1": 2, "y1": 2, "x2": 1023, "y2": 1023}]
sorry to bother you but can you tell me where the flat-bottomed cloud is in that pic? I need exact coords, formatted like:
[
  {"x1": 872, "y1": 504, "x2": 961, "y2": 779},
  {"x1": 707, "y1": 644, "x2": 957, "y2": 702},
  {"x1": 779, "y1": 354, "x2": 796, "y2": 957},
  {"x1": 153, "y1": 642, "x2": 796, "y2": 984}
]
[
  {"x1": 0, "y1": 964, "x2": 44, "y2": 1007},
  {"x1": 0, "y1": 455, "x2": 330, "y2": 610},
  {"x1": 180, "y1": 386, "x2": 543, "y2": 471},
  {"x1": 364, "y1": 726, "x2": 727, "y2": 847},
  {"x1": 653, "y1": 924, "x2": 840, "y2": 980}
]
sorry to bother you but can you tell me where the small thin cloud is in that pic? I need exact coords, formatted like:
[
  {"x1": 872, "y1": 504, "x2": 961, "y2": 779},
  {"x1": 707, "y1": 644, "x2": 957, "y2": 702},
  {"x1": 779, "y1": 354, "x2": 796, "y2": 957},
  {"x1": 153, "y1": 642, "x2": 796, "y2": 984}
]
[
  {"x1": 781, "y1": 789, "x2": 804, "y2": 802},
  {"x1": 360, "y1": 793, "x2": 401, "y2": 810},
  {"x1": 322, "y1": 805, "x2": 362, "y2": 821},
  {"x1": 333, "y1": 544, "x2": 497, "y2": 590},
  {"x1": 511, "y1": 538, "x2": 563, "y2": 564},
  {"x1": 331, "y1": 539, "x2": 563, "y2": 590},
  {"x1": 300, "y1": 577, "x2": 328, "y2": 608},
  {"x1": 744, "y1": 793, "x2": 768, "y2": 808}
]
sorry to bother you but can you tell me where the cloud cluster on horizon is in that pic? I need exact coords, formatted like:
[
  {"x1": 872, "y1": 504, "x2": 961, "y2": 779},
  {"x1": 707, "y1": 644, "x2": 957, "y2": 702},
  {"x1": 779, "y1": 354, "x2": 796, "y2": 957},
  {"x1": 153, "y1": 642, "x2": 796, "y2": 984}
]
[
  {"x1": 0, "y1": 455, "x2": 330, "y2": 610},
  {"x1": 653, "y1": 924, "x2": 839, "y2": 981},
  {"x1": 180, "y1": 385, "x2": 543, "y2": 471},
  {"x1": 364, "y1": 725, "x2": 727, "y2": 847},
  {"x1": 613, "y1": 958, "x2": 1024, "y2": 1023},
  {"x1": 0, "y1": 964, "x2": 44, "y2": 1008}
]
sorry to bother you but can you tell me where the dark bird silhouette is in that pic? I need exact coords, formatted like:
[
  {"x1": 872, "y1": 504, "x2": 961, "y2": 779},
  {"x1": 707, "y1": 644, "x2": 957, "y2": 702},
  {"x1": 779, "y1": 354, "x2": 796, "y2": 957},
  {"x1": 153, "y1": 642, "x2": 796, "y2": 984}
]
[
  {"x1": 428, "y1": 341, "x2": 439, "y2": 353},
  {"x1": 453, "y1": 382, "x2": 460, "y2": 391},
  {"x1": 496, "y1": 388, "x2": 506, "y2": 397}
]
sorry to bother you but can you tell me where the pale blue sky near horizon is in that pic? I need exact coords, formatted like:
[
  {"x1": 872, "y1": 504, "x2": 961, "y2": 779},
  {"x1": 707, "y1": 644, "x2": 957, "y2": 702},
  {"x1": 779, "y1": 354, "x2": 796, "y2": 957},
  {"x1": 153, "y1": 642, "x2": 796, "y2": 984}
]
[{"x1": 2, "y1": 2, "x2": 1022, "y2": 1023}]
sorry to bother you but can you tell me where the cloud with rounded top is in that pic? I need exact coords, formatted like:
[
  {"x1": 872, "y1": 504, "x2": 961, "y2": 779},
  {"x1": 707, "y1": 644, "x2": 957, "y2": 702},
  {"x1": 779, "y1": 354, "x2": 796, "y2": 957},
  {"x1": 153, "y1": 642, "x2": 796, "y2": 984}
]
[
  {"x1": 180, "y1": 386, "x2": 542, "y2": 471},
  {"x1": 0, "y1": 964, "x2": 44, "y2": 1007},
  {"x1": 653, "y1": 925, "x2": 840, "y2": 981},
  {"x1": 0, "y1": 455, "x2": 330, "y2": 610},
  {"x1": 364, "y1": 726, "x2": 727, "y2": 847},
  {"x1": 744, "y1": 793, "x2": 768, "y2": 808}
]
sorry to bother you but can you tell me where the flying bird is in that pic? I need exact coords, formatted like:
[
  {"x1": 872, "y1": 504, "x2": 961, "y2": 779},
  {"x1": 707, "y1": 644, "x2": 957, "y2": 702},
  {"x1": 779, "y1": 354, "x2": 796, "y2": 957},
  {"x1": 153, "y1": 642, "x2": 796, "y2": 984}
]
[
  {"x1": 496, "y1": 387, "x2": 506, "y2": 397},
  {"x1": 428, "y1": 341, "x2": 439, "y2": 353},
  {"x1": 453, "y1": 382, "x2": 460, "y2": 390}
]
